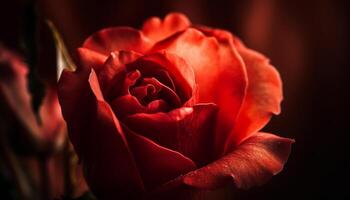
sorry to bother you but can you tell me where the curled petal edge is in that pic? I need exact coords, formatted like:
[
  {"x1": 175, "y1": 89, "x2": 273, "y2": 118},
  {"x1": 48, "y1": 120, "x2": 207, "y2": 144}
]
[{"x1": 150, "y1": 132, "x2": 294, "y2": 195}]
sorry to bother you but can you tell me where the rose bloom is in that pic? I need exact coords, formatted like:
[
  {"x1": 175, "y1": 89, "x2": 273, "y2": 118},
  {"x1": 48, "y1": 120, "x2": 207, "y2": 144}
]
[{"x1": 58, "y1": 13, "x2": 294, "y2": 199}]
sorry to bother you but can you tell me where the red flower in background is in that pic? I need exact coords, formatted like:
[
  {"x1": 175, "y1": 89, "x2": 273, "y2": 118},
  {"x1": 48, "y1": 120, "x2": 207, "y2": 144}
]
[
  {"x1": 58, "y1": 13, "x2": 294, "y2": 199},
  {"x1": 0, "y1": 46, "x2": 88, "y2": 199},
  {"x1": 0, "y1": 46, "x2": 65, "y2": 152}
]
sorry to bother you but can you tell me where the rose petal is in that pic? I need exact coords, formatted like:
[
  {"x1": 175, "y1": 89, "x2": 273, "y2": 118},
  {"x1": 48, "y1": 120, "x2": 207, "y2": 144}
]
[
  {"x1": 196, "y1": 26, "x2": 239, "y2": 45},
  {"x1": 124, "y1": 126, "x2": 196, "y2": 190},
  {"x1": 225, "y1": 47, "x2": 283, "y2": 152},
  {"x1": 131, "y1": 77, "x2": 181, "y2": 108},
  {"x1": 83, "y1": 27, "x2": 152, "y2": 55},
  {"x1": 195, "y1": 27, "x2": 283, "y2": 150},
  {"x1": 76, "y1": 47, "x2": 107, "y2": 74},
  {"x1": 131, "y1": 84, "x2": 157, "y2": 101},
  {"x1": 142, "y1": 12, "x2": 191, "y2": 44},
  {"x1": 127, "y1": 51, "x2": 195, "y2": 104},
  {"x1": 147, "y1": 99, "x2": 169, "y2": 112},
  {"x1": 110, "y1": 94, "x2": 170, "y2": 119},
  {"x1": 98, "y1": 50, "x2": 142, "y2": 99},
  {"x1": 110, "y1": 95, "x2": 145, "y2": 118},
  {"x1": 124, "y1": 106, "x2": 192, "y2": 151},
  {"x1": 58, "y1": 67, "x2": 144, "y2": 198},
  {"x1": 124, "y1": 104, "x2": 218, "y2": 166},
  {"x1": 152, "y1": 28, "x2": 247, "y2": 156},
  {"x1": 181, "y1": 132, "x2": 294, "y2": 190}
]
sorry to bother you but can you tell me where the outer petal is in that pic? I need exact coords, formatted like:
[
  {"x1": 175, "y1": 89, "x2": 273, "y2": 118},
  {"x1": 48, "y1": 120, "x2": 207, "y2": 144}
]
[
  {"x1": 124, "y1": 126, "x2": 196, "y2": 190},
  {"x1": 196, "y1": 27, "x2": 283, "y2": 150},
  {"x1": 225, "y1": 47, "x2": 283, "y2": 151},
  {"x1": 124, "y1": 104, "x2": 218, "y2": 166},
  {"x1": 172, "y1": 133, "x2": 293, "y2": 190},
  {"x1": 83, "y1": 27, "x2": 152, "y2": 55},
  {"x1": 142, "y1": 12, "x2": 191, "y2": 44},
  {"x1": 58, "y1": 66, "x2": 144, "y2": 198},
  {"x1": 76, "y1": 47, "x2": 108, "y2": 74},
  {"x1": 152, "y1": 29, "x2": 247, "y2": 156}
]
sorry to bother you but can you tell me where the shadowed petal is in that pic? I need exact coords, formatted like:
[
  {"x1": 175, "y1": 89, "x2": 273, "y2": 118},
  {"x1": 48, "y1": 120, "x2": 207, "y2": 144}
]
[
  {"x1": 58, "y1": 67, "x2": 144, "y2": 198},
  {"x1": 124, "y1": 104, "x2": 218, "y2": 166},
  {"x1": 98, "y1": 50, "x2": 142, "y2": 100},
  {"x1": 110, "y1": 94, "x2": 170, "y2": 119},
  {"x1": 124, "y1": 126, "x2": 196, "y2": 190},
  {"x1": 148, "y1": 133, "x2": 293, "y2": 199},
  {"x1": 130, "y1": 77, "x2": 181, "y2": 108},
  {"x1": 127, "y1": 51, "x2": 195, "y2": 104}
]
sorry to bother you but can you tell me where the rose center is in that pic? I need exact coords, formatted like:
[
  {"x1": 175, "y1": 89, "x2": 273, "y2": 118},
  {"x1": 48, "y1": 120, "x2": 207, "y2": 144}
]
[{"x1": 127, "y1": 70, "x2": 181, "y2": 108}]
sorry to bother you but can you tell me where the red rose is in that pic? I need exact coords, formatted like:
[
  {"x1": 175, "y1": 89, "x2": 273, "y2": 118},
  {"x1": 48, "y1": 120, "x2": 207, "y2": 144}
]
[{"x1": 58, "y1": 13, "x2": 294, "y2": 199}]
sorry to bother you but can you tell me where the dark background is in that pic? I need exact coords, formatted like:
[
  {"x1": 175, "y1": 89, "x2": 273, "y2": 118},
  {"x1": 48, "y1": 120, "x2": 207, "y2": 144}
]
[{"x1": 1, "y1": 0, "x2": 349, "y2": 199}]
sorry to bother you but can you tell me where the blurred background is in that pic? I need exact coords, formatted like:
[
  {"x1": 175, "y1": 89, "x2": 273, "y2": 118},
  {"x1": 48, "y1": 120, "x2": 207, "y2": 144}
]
[{"x1": 1, "y1": 0, "x2": 349, "y2": 199}]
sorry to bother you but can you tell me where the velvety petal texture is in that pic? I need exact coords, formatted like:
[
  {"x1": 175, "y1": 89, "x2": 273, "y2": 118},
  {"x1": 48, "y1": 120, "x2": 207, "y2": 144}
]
[
  {"x1": 194, "y1": 26, "x2": 283, "y2": 152},
  {"x1": 181, "y1": 133, "x2": 294, "y2": 189},
  {"x1": 127, "y1": 51, "x2": 195, "y2": 104},
  {"x1": 124, "y1": 126, "x2": 196, "y2": 190},
  {"x1": 59, "y1": 66, "x2": 145, "y2": 198},
  {"x1": 124, "y1": 104, "x2": 218, "y2": 166},
  {"x1": 98, "y1": 50, "x2": 141, "y2": 100},
  {"x1": 57, "y1": 13, "x2": 293, "y2": 199},
  {"x1": 152, "y1": 28, "x2": 248, "y2": 156},
  {"x1": 198, "y1": 26, "x2": 283, "y2": 154},
  {"x1": 226, "y1": 47, "x2": 283, "y2": 151},
  {"x1": 140, "y1": 132, "x2": 294, "y2": 200}
]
